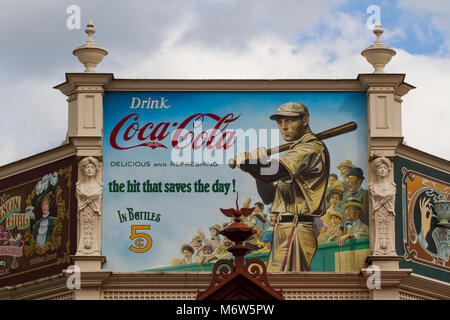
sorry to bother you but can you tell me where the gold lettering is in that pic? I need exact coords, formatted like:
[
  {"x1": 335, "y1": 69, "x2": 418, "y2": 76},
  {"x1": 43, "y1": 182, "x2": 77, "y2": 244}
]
[
  {"x1": 150, "y1": 99, "x2": 159, "y2": 109},
  {"x1": 130, "y1": 97, "x2": 141, "y2": 109}
]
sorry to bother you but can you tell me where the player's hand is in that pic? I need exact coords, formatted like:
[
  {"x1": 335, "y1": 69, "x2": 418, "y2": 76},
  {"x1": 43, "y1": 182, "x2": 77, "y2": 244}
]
[
  {"x1": 249, "y1": 147, "x2": 268, "y2": 163},
  {"x1": 234, "y1": 147, "x2": 268, "y2": 169},
  {"x1": 234, "y1": 152, "x2": 250, "y2": 169}
]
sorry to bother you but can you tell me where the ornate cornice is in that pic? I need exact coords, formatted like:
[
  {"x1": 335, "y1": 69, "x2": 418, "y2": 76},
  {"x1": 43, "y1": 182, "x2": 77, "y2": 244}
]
[
  {"x1": 105, "y1": 78, "x2": 365, "y2": 92},
  {"x1": 54, "y1": 73, "x2": 114, "y2": 97},
  {"x1": 357, "y1": 73, "x2": 415, "y2": 97}
]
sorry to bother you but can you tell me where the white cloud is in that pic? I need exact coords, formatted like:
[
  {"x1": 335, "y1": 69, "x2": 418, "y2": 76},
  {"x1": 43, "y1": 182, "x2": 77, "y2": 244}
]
[
  {"x1": 121, "y1": 10, "x2": 369, "y2": 79},
  {"x1": 115, "y1": 9, "x2": 449, "y2": 161},
  {"x1": 389, "y1": 50, "x2": 450, "y2": 160},
  {"x1": 0, "y1": 78, "x2": 67, "y2": 166},
  {"x1": 1, "y1": 1, "x2": 449, "y2": 169}
]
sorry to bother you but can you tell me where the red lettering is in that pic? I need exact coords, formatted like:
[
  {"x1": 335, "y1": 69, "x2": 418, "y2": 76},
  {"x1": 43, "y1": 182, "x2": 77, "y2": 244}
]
[
  {"x1": 124, "y1": 122, "x2": 139, "y2": 141},
  {"x1": 110, "y1": 114, "x2": 168, "y2": 150},
  {"x1": 137, "y1": 122, "x2": 154, "y2": 141},
  {"x1": 213, "y1": 131, "x2": 236, "y2": 150},
  {"x1": 171, "y1": 114, "x2": 215, "y2": 149},
  {"x1": 150, "y1": 122, "x2": 171, "y2": 141},
  {"x1": 109, "y1": 113, "x2": 240, "y2": 151},
  {"x1": 192, "y1": 132, "x2": 208, "y2": 150}
]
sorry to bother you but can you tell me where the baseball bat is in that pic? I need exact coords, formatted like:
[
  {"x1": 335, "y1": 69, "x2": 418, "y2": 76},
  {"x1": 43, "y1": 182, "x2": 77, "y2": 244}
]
[{"x1": 228, "y1": 121, "x2": 357, "y2": 169}]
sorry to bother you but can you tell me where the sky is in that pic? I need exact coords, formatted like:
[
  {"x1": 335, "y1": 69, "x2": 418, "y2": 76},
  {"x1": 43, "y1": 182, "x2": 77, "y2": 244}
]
[{"x1": 0, "y1": 0, "x2": 449, "y2": 166}]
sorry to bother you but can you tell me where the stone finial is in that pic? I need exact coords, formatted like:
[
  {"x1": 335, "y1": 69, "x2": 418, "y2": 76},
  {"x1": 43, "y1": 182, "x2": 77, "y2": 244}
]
[
  {"x1": 73, "y1": 20, "x2": 108, "y2": 73},
  {"x1": 85, "y1": 20, "x2": 96, "y2": 43},
  {"x1": 361, "y1": 24, "x2": 396, "y2": 74}
]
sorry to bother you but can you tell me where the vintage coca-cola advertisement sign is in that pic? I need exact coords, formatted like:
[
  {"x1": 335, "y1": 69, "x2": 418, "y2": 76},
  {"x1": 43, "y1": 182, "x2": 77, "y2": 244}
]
[{"x1": 102, "y1": 91, "x2": 369, "y2": 273}]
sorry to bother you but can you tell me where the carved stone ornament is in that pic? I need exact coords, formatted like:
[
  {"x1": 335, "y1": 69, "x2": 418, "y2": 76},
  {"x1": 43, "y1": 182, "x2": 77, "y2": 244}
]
[
  {"x1": 361, "y1": 24, "x2": 396, "y2": 74},
  {"x1": 72, "y1": 21, "x2": 108, "y2": 73},
  {"x1": 369, "y1": 156, "x2": 397, "y2": 256},
  {"x1": 76, "y1": 156, "x2": 103, "y2": 255}
]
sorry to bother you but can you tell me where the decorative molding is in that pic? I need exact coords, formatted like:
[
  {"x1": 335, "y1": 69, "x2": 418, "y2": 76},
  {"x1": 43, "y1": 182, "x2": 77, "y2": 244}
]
[
  {"x1": 367, "y1": 86, "x2": 396, "y2": 93},
  {"x1": 370, "y1": 137, "x2": 404, "y2": 159},
  {"x1": 53, "y1": 73, "x2": 113, "y2": 96},
  {"x1": 55, "y1": 74, "x2": 416, "y2": 93},
  {"x1": 75, "y1": 85, "x2": 105, "y2": 93},
  {"x1": 357, "y1": 73, "x2": 415, "y2": 95},
  {"x1": 106, "y1": 79, "x2": 366, "y2": 92},
  {"x1": 67, "y1": 93, "x2": 77, "y2": 102},
  {"x1": 399, "y1": 291, "x2": 429, "y2": 300},
  {"x1": 68, "y1": 137, "x2": 103, "y2": 157},
  {"x1": 74, "y1": 270, "x2": 112, "y2": 288},
  {"x1": 0, "y1": 274, "x2": 70, "y2": 300},
  {"x1": 102, "y1": 288, "x2": 371, "y2": 300},
  {"x1": 397, "y1": 273, "x2": 450, "y2": 300},
  {"x1": 46, "y1": 291, "x2": 75, "y2": 300},
  {"x1": 283, "y1": 289, "x2": 370, "y2": 300},
  {"x1": 2, "y1": 271, "x2": 448, "y2": 300},
  {"x1": 103, "y1": 290, "x2": 197, "y2": 300}
]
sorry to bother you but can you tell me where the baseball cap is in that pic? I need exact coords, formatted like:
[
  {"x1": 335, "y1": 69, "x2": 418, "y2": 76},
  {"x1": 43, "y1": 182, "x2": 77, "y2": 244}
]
[{"x1": 270, "y1": 102, "x2": 309, "y2": 120}]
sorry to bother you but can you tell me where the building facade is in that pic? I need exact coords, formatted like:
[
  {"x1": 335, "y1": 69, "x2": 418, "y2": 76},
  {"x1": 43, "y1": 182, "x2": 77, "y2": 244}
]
[{"x1": 0, "y1": 23, "x2": 448, "y2": 300}]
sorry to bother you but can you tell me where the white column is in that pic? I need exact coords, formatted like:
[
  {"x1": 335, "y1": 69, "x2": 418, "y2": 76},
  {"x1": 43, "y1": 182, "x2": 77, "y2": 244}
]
[{"x1": 56, "y1": 73, "x2": 113, "y2": 299}]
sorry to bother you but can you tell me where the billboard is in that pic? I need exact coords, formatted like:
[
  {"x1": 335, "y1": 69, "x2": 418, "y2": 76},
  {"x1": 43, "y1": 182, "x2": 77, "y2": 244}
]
[
  {"x1": 395, "y1": 156, "x2": 450, "y2": 281},
  {"x1": 0, "y1": 156, "x2": 77, "y2": 285},
  {"x1": 102, "y1": 91, "x2": 369, "y2": 272}
]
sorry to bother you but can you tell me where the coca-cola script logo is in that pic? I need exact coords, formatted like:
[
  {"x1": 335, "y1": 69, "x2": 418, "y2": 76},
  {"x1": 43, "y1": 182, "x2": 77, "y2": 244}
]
[{"x1": 110, "y1": 113, "x2": 240, "y2": 151}]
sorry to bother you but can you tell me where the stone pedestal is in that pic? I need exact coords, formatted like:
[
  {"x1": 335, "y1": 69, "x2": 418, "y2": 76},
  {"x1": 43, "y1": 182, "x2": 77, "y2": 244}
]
[
  {"x1": 366, "y1": 255, "x2": 403, "y2": 270},
  {"x1": 70, "y1": 255, "x2": 107, "y2": 270}
]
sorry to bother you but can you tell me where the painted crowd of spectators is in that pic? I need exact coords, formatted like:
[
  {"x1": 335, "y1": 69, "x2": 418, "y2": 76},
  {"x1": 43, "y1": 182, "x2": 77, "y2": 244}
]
[{"x1": 171, "y1": 159, "x2": 370, "y2": 266}]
